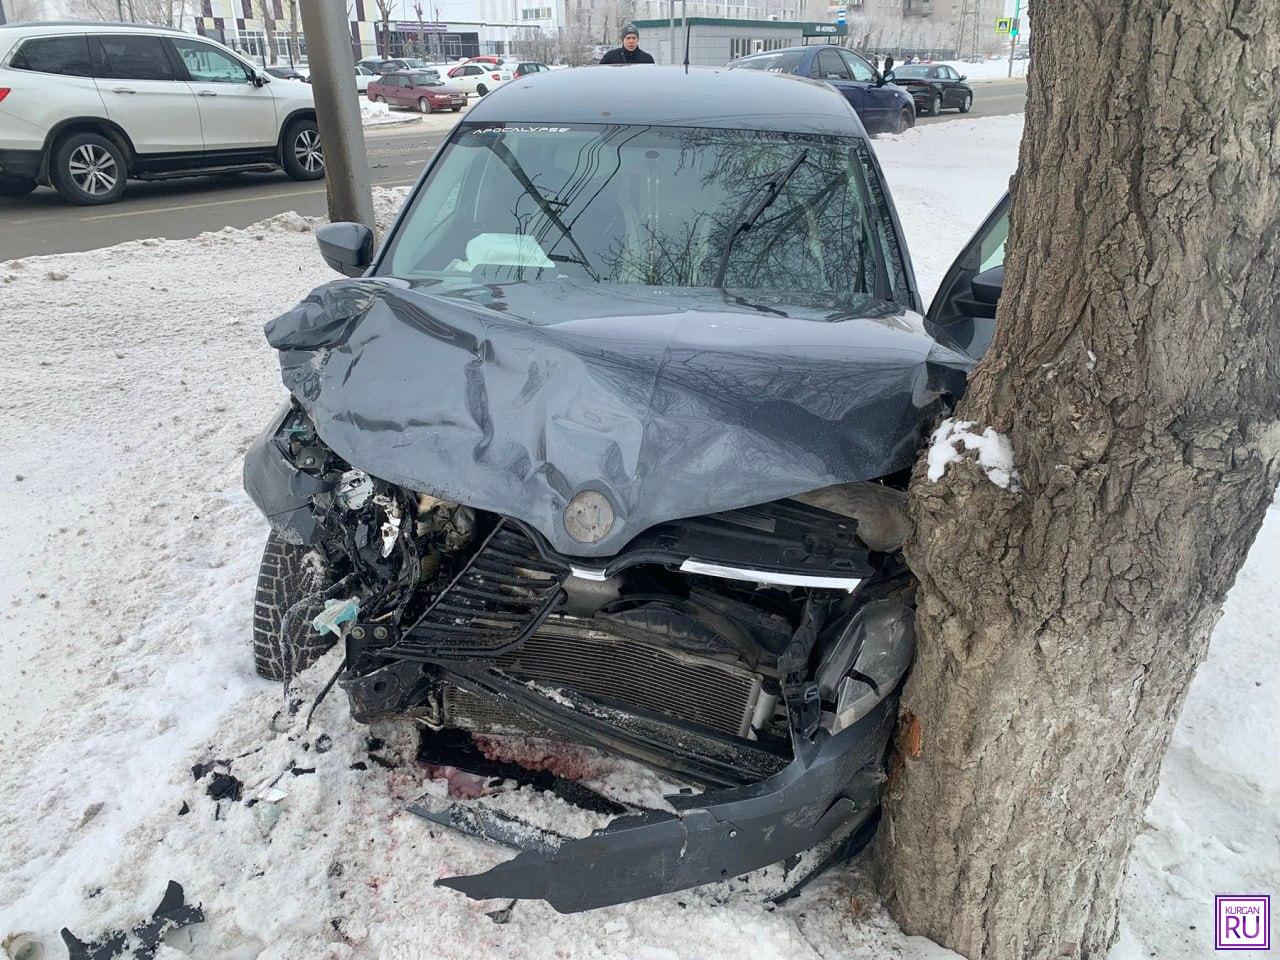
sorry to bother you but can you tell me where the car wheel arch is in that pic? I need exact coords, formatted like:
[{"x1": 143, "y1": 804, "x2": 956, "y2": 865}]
[
  {"x1": 277, "y1": 108, "x2": 319, "y2": 159},
  {"x1": 40, "y1": 118, "x2": 136, "y2": 183}
]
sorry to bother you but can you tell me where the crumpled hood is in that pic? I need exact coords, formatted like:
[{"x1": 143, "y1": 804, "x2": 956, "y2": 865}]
[{"x1": 264, "y1": 278, "x2": 970, "y2": 557}]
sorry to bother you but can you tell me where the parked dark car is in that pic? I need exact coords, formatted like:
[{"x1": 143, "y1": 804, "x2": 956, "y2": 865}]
[
  {"x1": 889, "y1": 63, "x2": 973, "y2": 115},
  {"x1": 263, "y1": 64, "x2": 307, "y2": 81},
  {"x1": 244, "y1": 65, "x2": 1009, "y2": 913},
  {"x1": 729, "y1": 45, "x2": 915, "y2": 134},
  {"x1": 367, "y1": 70, "x2": 466, "y2": 113}
]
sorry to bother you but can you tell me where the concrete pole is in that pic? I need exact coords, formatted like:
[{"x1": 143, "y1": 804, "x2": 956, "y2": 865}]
[
  {"x1": 299, "y1": 0, "x2": 376, "y2": 229},
  {"x1": 669, "y1": 0, "x2": 675, "y2": 65}
]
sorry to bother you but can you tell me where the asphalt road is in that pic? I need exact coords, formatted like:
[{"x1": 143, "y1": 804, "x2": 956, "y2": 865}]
[{"x1": 0, "y1": 77, "x2": 1026, "y2": 262}]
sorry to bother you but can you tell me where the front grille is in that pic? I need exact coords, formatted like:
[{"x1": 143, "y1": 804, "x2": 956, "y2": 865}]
[{"x1": 387, "y1": 521, "x2": 567, "y2": 658}]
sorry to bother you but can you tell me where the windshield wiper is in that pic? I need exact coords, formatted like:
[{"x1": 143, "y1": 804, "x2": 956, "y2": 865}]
[
  {"x1": 713, "y1": 150, "x2": 808, "y2": 289},
  {"x1": 486, "y1": 138, "x2": 600, "y2": 281}
]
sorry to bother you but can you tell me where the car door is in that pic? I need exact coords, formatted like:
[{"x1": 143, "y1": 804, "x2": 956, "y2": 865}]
[
  {"x1": 89, "y1": 33, "x2": 202, "y2": 155},
  {"x1": 396, "y1": 75, "x2": 415, "y2": 106},
  {"x1": 926, "y1": 193, "x2": 1011, "y2": 360},
  {"x1": 168, "y1": 37, "x2": 278, "y2": 152},
  {"x1": 840, "y1": 49, "x2": 899, "y2": 130},
  {"x1": 946, "y1": 66, "x2": 972, "y2": 108}
]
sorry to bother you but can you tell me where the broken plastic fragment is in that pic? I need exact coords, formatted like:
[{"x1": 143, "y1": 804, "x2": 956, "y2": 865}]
[
  {"x1": 61, "y1": 881, "x2": 203, "y2": 960},
  {"x1": 312, "y1": 597, "x2": 360, "y2": 637}
]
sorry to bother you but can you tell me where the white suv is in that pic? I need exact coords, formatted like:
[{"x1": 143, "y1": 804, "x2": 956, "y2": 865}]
[{"x1": 0, "y1": 21, "x2": 324, "y2": 205}]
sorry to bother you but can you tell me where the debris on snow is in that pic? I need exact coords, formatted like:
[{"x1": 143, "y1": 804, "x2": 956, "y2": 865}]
[
  {"x1": 60, "y1": 881, "x2": 203, "y2": 960},
  {"x1": 925, "y1": 418, "x2": 1021, "y2": 490}
]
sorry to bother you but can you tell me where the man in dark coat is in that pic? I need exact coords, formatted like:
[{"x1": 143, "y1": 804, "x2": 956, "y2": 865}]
[{"x1": 600, "y1": 24, "x2": 655, "y2": 65}]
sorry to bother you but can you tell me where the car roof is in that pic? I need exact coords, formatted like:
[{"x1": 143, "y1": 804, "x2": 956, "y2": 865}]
[
  {"x1": 0, "y1": 20, "x2": 184, "y2": 35},
  {"x1": 467, "y1": 64, "x2": 864, "y2": 137}
]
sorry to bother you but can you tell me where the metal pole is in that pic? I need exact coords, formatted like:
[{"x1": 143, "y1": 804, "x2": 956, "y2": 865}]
[
  {"x1": 299, "y1": 0, "x2": 375, "y2": 229},
  {"x1": 0, "y1": 0, "x2": 8, "y2": 26},
  {"x1": 1007, "y1": 0, "x2": 1020, "y2": 77}
]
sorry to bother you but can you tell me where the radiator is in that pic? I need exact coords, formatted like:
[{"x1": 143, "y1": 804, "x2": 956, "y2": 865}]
[{"x1": 443, "y1": 616, "x2": 764, "y2": 739}]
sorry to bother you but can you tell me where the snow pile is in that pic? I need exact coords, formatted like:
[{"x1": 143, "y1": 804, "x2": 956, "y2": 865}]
[
  {"x1": 925, "y1": 418, "x2": 1020, "y2": 490},
  {"x1": 2, "y1": 117, "x2": 1276, "y2": 960},
  {"x1": 923, "y1": 58, "x2": 1029, "y2": 81},
  {"x1": 871, "y1": 114, "x2": 1023, "y2": 303},
  {"x1": 360, "y1": 98, "x2": 419, "y2": 127}
]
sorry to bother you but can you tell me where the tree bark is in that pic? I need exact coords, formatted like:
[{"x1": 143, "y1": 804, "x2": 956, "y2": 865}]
[{"x1": 878, "y1": 2, "x2": 1280, "y2": 958}]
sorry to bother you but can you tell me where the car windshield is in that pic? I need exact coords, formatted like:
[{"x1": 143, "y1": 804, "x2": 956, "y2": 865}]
[
  {"x1": 379, "y1": 123, "x2": 903, "y2": 299},
  {"x1": 732, "y1": 50, "x2": 804, "y2": 73},
  {"x1": 892, "y1": 65, "x2": 931, "y2": 78},
  {"x1": 412, "y1": 72, "x2": 441, "y2": 85},
  {"x1": 401, "y1": 58, "x2": 428, "y2": 68}
]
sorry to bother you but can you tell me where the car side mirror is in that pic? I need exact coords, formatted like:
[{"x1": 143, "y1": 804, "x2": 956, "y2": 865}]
[
  {"x1": 971, "y1": 264, "x2": 1004, "y2": 305},
  {"x1": 878, "y1": 70, "x2": 895, "y2": 86},
  {"x1": 317, "y1": 222, "x2": 375, "y2": 277},
  {"x1": 252, "y1": 72, "x2": 269, "y2": 86},
  {"x1": 959, "y1": 74, "x2": 967, "y2": 81}
]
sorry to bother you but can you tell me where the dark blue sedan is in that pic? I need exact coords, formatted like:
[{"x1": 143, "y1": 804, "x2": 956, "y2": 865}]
[{"x1": 728, "y1": 45, "x2": 915, "y2": 135}]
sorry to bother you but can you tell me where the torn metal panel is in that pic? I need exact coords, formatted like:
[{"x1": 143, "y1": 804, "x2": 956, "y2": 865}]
[
  {"x1": 260, "y1": 279, "x2": 970, "y2": 557},
  {"x1": 426, "y1": 696, "x2": 895, "y2": 912}
]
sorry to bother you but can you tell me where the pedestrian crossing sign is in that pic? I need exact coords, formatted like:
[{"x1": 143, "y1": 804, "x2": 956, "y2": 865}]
[{"x1": 995, "y1": 17, "x2": 1012, "y2": 33}]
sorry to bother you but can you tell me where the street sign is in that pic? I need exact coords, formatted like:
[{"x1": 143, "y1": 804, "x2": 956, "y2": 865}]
[
  {"x1": 836, "y1": 5, "x2": 847, "y2": 25},
  {"x1": 995, "y1": 17, "x2": 1012, "y2": 33}
]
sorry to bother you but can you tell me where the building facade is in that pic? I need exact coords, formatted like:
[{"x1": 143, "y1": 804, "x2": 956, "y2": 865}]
[{"x1": 633, "y1": 16, "x2": 846, "y2": 67}]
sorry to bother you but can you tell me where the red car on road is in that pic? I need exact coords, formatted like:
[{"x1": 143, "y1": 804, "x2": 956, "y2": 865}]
[{"x1": 367, "y1": 71, "x2": 466, "y2": 113}]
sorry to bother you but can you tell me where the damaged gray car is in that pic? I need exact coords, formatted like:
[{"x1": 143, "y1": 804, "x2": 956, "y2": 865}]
[{"x1": 244, "y1": 65, "x2": 1010, "y2": 911}]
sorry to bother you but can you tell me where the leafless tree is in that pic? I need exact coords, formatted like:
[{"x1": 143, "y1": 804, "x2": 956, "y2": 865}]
[
  {"x1": 373, "y1": 0, "x2": 393, "y2": 58},
  {"x1": 254, "y1": 0, "x2": 278, "y2": 64},
  {"x1": 879, "y1": 3, "x2": 1280, "y2": 958}
]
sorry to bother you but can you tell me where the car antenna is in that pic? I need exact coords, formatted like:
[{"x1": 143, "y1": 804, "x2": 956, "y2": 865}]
[{"x1": 683, "y1": 14, "x2": 691, "y2": 72}]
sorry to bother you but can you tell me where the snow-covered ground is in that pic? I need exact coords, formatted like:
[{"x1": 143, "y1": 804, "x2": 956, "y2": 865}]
[
  {"x1": 925, "y1": 58, "x2": 1029, "y2": 81},
  {"x1": 359, "y1": 99, "x2": 421, "y2": 127},
  {"x1": 1, "y1": 115, "x2": 1275, "y2": 960}
]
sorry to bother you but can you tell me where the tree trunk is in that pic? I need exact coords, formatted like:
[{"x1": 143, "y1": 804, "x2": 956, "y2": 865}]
[{"x1": 878, "y1": 2, "x2": 1280, "y2": 958}]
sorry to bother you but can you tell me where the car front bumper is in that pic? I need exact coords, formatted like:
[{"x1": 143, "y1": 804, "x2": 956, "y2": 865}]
[{"x1": 414, "y1": 683, "x2": 898, "y2": 912}]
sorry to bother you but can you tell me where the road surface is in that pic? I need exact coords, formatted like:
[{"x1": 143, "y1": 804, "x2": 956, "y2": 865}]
[{"x1": 0, "y1": 78, "x2": 1026, "y2": 261}]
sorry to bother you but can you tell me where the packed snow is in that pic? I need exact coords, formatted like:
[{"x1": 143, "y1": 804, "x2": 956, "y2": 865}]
[
  {"x1": 1, "y1": 115, "x2": 1276, "y2": 960},
  {"x1": 359, "y1": 99, "x2": 420, "y2": 127},
  {"x1": 925, "y1": 419, "x2": 1021, "y2": 490},
  {"x1": 924, "y1": 58, "x2": 1029, "y2": 81}
]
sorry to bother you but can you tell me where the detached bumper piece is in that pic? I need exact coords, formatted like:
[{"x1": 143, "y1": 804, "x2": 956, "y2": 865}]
[{"x1": 410, "y1": 690, "x2": 895, "y2": 913}]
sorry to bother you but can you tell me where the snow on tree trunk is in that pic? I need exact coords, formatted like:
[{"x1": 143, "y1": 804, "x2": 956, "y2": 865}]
[{"x1": 878, "y1": 2, "x2": 1280, "y2": 958}]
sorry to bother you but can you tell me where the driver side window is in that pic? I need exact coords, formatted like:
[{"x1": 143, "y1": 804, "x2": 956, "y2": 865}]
[
  {"x1": 839, "y1": 50, "x2": 875, "y2": 82},
  {"x1": 171, "y1": 38, "x2": 250, "y2": 83}
]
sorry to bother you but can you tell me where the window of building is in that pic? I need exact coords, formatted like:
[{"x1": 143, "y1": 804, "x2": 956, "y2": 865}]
[{"x1": 519, "y1": 7, "x2": 551, "y2": 19}]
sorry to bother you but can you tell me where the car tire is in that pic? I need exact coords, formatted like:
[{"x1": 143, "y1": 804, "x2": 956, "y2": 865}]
[
  {"x1": 0, "y1": 177, "x2": 37, "y2": 197},
  {"x1": 928, "y1": 93, "x2": 941, "y2": 116},
  {"x1": 50, "y1": 131, "x2": 127, "y2": 206},
  {"x1": 419, "y1": 96, "x2": 432, "y2": 114},
  {"x1": 451, "y1": 106, "x2": 462, "y2": 112},
  {"x1": 376, "y1": 94, "x2": 387, "y2": 104},
  {"x1": 959, "y1": 93, "x2": 972, "y2": 113},
  {"x1": 282, "y1": 117, "x2": 325, "y2": 181},
  {"x1": 475, "y1": 83, "x2": 488, "y2": 96},
  {"x1": 252, "y1": 530, "x2": 342, "y2": 682},
  {"x1": 896, "y1": 107, "x2": 915, "y2": 134}
]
